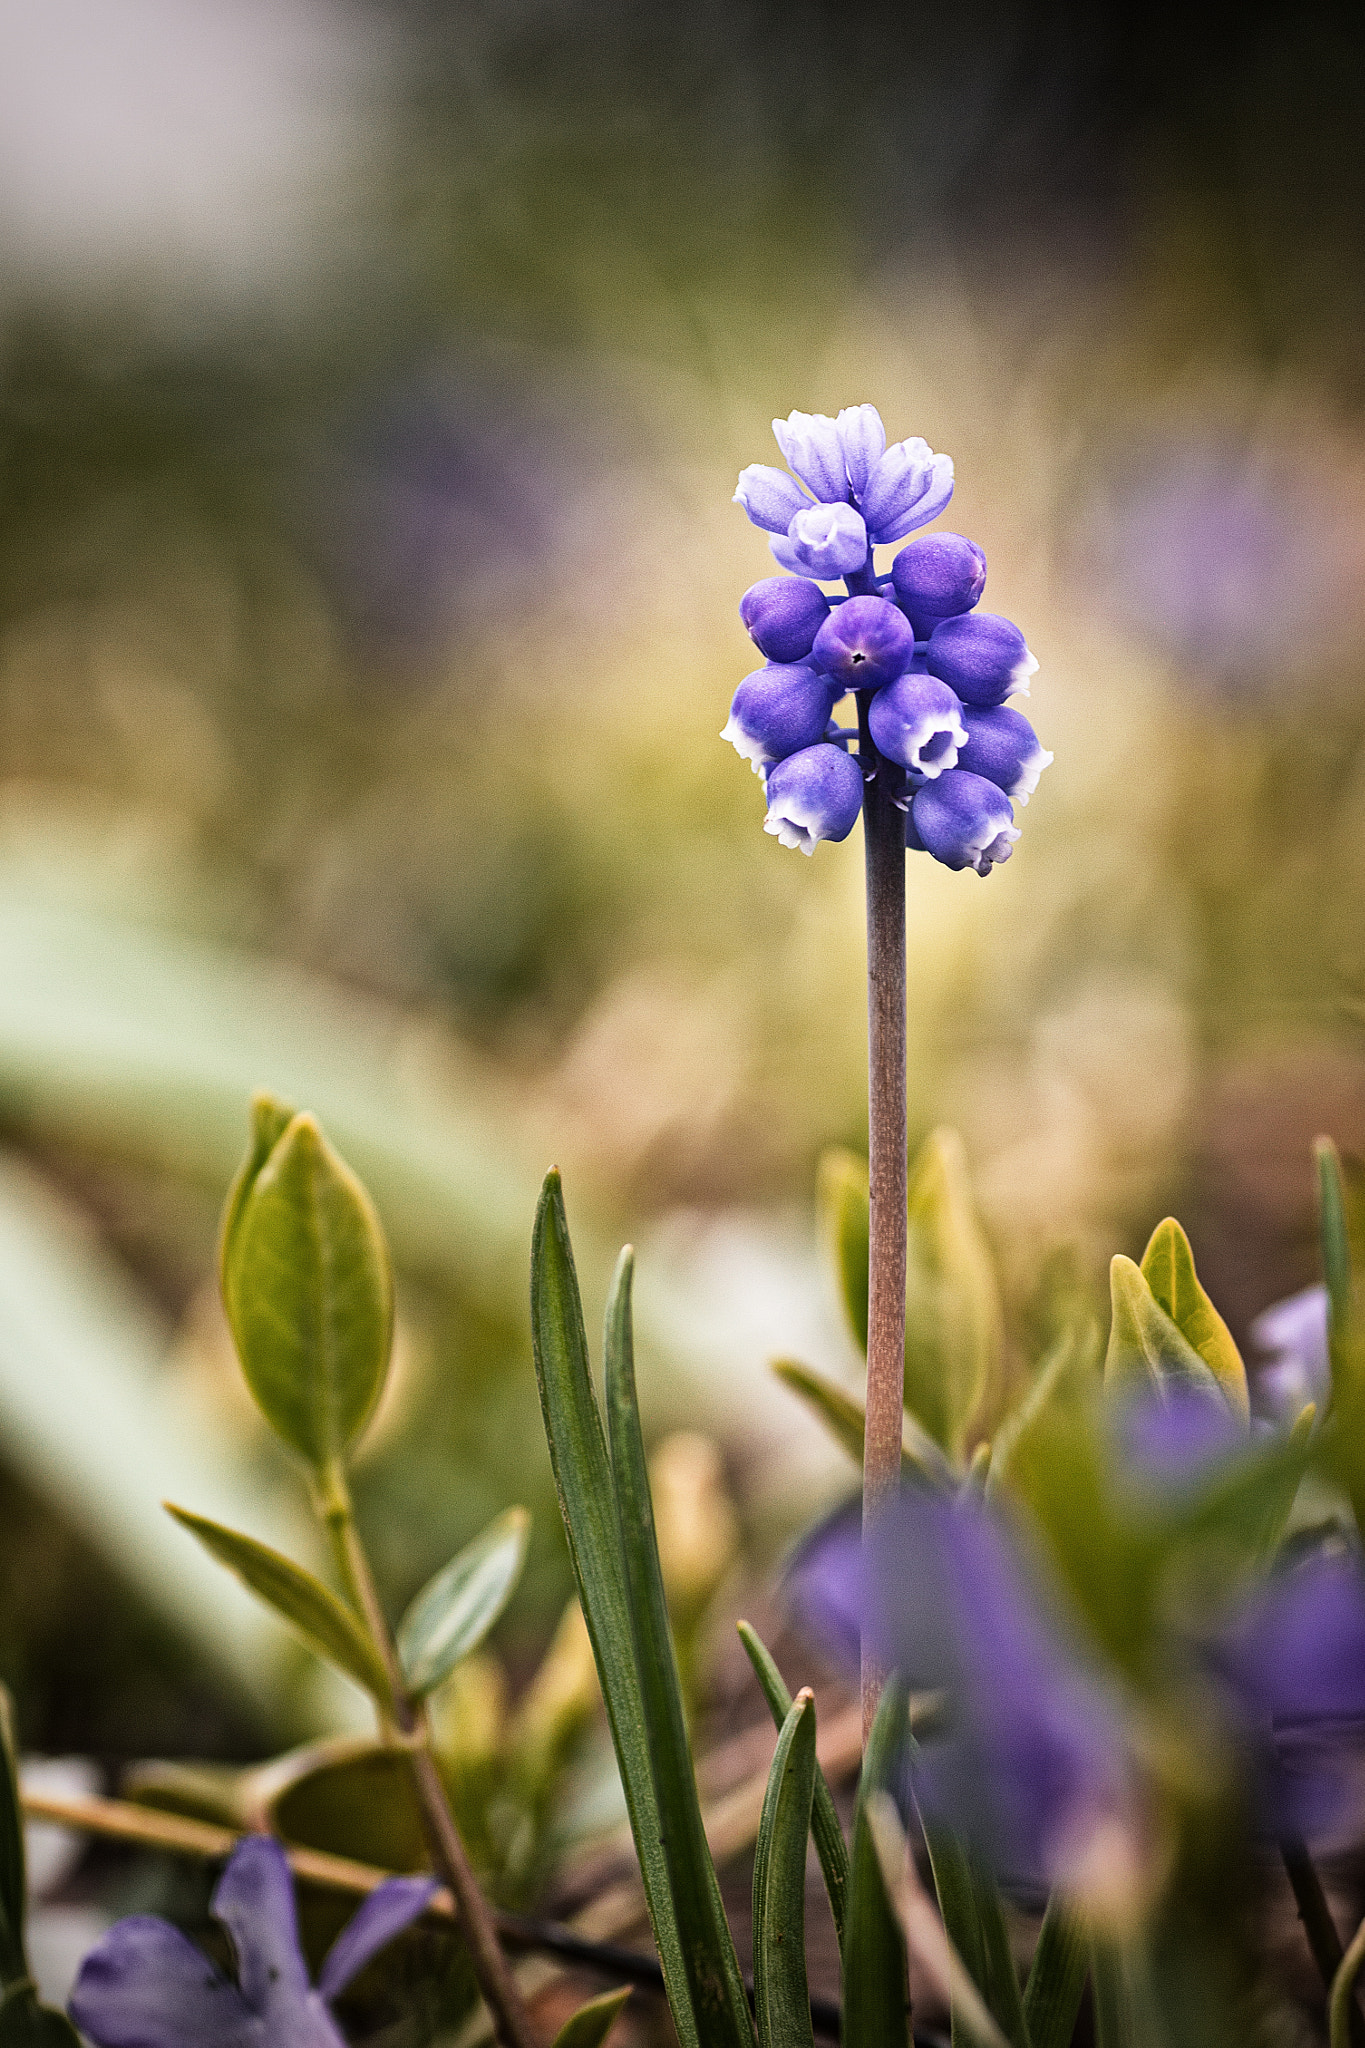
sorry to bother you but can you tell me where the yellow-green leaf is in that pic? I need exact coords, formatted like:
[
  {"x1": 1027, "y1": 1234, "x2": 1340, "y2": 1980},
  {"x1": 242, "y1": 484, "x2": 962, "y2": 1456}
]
[
  {"x1": 1103, "y1": 1256, "x2": 1223, "y2": 1408},
  {"x1": 818, "y1": 1147, "x2": 870, "y2": 1353},
  {"x1": 550, "y1": 1988, "x2": 632, "y2": 2048},
  {"x1": 397, "y1": 1507, "x2": 530, "y2": 1699},
  {"x1": 1139, "y1": 1218, "x2": 1247, "y2": 1421},
  {"x1": 222, "y1": 1109, "x2": 393, "y2": 1471},
  {"x1": 905, "y1": 1129, "x2": 1002, "y2": 1459},
  {"x1": 218, "y1": 1091, "x2": 295, "y2": 1293},
  {"x1": 165, "y1": 1504, "x2": 391, "y2": 1704}
]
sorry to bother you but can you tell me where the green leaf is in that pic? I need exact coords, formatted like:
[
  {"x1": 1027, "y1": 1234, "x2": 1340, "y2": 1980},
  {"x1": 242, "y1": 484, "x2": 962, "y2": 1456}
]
[
  {"x1": 1103, "y1": 1257, "x2": 1224, "y2": 1408},
  {"x1": 736, "y1": 1621, "x2": 848, "y2": 1951},
  {"x1": 0, "y1": 1997, "x2": 82, "y2": 2046},
  {"x1": 987, "y1": 1322, "x2": 1100, "y2": 1498},
  {"x1": 1139, "y1": 1219, "x2": 1248, "y2": 1421},
  {"x1": 397, "y1": 1507, "x2": 531, "y2": 1699},
  {"x1": 218, "y1": 1091, "x2": 295, "y2": 1292},
  {"x1": 603, "y1": 1248, "x2": 752, "y2": 2048},
  {"x1": 818, "y1": 1148, "x2": 870, "y2": 1352},
  {"x1": 771, "y1": 1360, "x2": 954, "y2": 1489},
  {"x1": 752, "y1": 1692, "x2": 817, "y2": 2048},
  {"x1": 920, "y1": 1814, "x2": 1029, "y2": 2048},
  {"x1": 550, "y1": 1987, "x2": 633, "y2": 2048},
  {"x1": 165, "y1": 1505, "x2": 392, "y2": 1704},
  {"x1": 221, "y1": 1110, "x2": 393, "y2": 1472},
  {"x1": 528, "y1": 1172, "x2": 700, "y2": 2048},
  {"x1": 0, "y1": 1693, "x2": 29, "y2": 1987},
  {"x1": 905, "y1": 1130, "x2": 1002, "y2": 1460},
  {"x1": 1021, "y1": 1895, "x2": 1088, "y2": 2048},
  {"x1": 1089, "y1": 1941, "x2": 1133, "y2": 2048},
  {"x1": 844, "y1": 1678, "x2": 911, "y2": 2048}
]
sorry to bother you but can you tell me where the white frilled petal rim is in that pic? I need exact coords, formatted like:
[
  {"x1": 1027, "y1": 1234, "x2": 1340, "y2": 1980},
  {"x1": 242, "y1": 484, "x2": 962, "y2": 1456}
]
[
  {"x1": 720, "y1": 712, "x2": 768, "y2": 771},
  {"x1": 1010, "y1": 743, "x2": 1054, "y2": 804}
]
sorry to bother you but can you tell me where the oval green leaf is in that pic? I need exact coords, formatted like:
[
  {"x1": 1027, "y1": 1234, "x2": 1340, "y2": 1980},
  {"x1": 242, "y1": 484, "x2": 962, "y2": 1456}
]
[
  {"x1": 222, "y1": 1110, "x2": 393, "y2": 1471},
  {"x1": 1103, "y1": 1256, "x2": 1223, "y2": 1408},
  {"x1": 397, "y1": 1506, "x2": 531, "y2": 1699},
  {"x1": 165, "y1": 1504, "x2": 391, "y2": 1704},
  {"x1": 1139, "y1": 1218, "x2": 1247, "y2": 1421},
  {"x1": 550, "y1": 1987, "x2": 633, "y2": 2048},
  {"x1": 905, "y1": 1129, "x2": 1002, "y2": 1460},
  {"x1": 218, "y1": 1091, "x2": 296, "y2": 1292}
]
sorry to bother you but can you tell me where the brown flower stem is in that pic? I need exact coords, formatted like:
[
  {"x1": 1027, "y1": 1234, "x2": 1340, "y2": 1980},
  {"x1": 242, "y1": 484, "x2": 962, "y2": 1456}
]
[{"x1": 857, "y1": 696, "x2": 908, "y2": 1742}]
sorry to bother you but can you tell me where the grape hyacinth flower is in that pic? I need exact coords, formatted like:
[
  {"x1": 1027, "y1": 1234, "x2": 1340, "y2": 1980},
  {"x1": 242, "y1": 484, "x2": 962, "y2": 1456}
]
[
  {"x1": 69, "y1": 1834, "x2": 437, "y2": 2047},
  {"x1": 728, "y1": 403, "x2": 1049, "y2": 1722}
]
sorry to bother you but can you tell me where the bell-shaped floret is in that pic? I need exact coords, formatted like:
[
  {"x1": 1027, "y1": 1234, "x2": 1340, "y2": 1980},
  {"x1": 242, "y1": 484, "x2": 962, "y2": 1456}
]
[
  {"x1": 771, "y1": 501, "x2": 868, "y2": 579},
  {"x1": 890, "y1": 532, "x2": 987, "y2": 628},
  {"x1": 956, "y1": 704, "x2": 1052, "y2": 804},
  {"x1": 722, "y1": 663, "x2": 838, "y2": 771},
  {"x1": 911, "y1": 769, "x2": 1020, "y2": 875},
  {"x1": 739, "y1": 575, "x2": 831, "y2": 663},
  {"x1": 763, "y1": 742, "x2": 864, "y2": 855},
  {"x1": 812, "y1": 594, "x2": 916, "y2": 689},
  {"x1": 771, "y1": 410, "x2": 849, "y2": 502},
  {"x1": 925, "y1": 612, "x2": 1038, "y2": 707},
  {"x1": 837, "y1": 403, "x2": 887, "y2": 495},
  {"x1": 734, "y1": 463, "x2": 811, "y2": 534},
  {"x1": 868, "y1": 674, "x2": 967, "y2": 781},
  {"x1": 860, "y1": 437, "x2": 955, "y2": 544}
]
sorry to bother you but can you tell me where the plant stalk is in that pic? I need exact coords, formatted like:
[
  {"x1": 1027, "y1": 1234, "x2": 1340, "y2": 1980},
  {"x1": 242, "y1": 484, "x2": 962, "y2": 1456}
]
[
  {"x1": 857, "y1": 693, "x2": 908, "y2": 1740},
  {"x1": 321, "y1": 1475, "x2": 540, "y2": 2048}
]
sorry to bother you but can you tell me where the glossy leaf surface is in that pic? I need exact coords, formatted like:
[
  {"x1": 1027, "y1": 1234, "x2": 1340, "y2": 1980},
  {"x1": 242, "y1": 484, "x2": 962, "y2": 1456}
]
[
  {"x1": 222, "y1": 1110, "x2": 393, "y2": 1471},
  {"x1": 397, "y1": 1507, "x2": 530, "y2": 1699},
  {"x1": 752, "y1": 1692, "x2": 817, "y2": 2048},
  {"x1": 166, "y1": 1505, "x2": 391, "y2": 1703}
]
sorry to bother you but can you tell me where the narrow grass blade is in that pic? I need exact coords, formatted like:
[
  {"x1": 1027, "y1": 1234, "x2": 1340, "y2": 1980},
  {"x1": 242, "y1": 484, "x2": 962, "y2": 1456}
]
[
  {"x1": 843, "y1": 1678, "x2": 911, "y2": 2048},
  {"x1": 529, "y1": 1173, "x2": 700, "y2": 2048},
  {"x1": 164, "y1": 1505, "x2": 391, "y2": 1703},
  {"x1": 737, "y1": 1620, "x2": 848, "y2": 1950},
  {"x1": 868, "y1": 1796, "x2": 1008, "y2": 2048},
  {"x1": 604, "y1": 1246, "x2": 753, "y2": 2048},
  {"x1": 753, "y1": 1691, "x2": 817, "y2": 2048},
  {"x1": 1089, "y1": 1941, "x2": 1131, "y2": 2048},
  {"x1": 1021, "y1": 1895, "x2": 1087, "y2": 2048}
]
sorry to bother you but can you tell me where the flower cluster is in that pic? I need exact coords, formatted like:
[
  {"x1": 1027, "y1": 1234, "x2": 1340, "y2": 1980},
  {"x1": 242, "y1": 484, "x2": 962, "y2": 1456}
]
[{"x1": 726, "y1": 406, "x2": 1050, "y2": 869}]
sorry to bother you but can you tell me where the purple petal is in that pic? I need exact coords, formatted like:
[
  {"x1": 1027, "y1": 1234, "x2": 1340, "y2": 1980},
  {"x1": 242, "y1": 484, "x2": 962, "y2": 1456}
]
[
  {"x1": 316, "y1": 1877, "x2": 440, "y2": 2001},
  {"x1": 784, "y1": 1497, "x2": 863, "y2": 1673},
  {"x1": 68, "y1": 1916, "x2": 258, "y2": 2048},
  {"x1": 1250, "y1": 1284, "x2": 1330, "y2": 1422},
  {"x1": 212, "y1": 1836, "x2": 308, "y2": 2011}
]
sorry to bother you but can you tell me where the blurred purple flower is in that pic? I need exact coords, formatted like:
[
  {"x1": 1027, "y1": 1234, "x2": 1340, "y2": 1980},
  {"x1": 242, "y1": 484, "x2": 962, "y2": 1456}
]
[
  {"x1": 69, "y1": 1835, "x2": 436, "y2": 2048},
  {"x1": 1250, "y1": 1285, "x2": 1330, "y2": 1425},
  {"x1": 1212, "y1": 1550, "x2": 1365, "y2": 1850},
  {"x1": 1113, "y1": 1383, "x2": 1246, "y2": 1491}
]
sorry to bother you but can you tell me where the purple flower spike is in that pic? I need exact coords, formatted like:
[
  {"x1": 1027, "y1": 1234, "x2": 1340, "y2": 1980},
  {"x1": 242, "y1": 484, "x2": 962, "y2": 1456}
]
[
  {"x1": 734, "y1": 464, "x2": 811, "y2": 534},
  {"x1": 772, "y1": 410, "x2": 849, "y2": 503},
  {"x1": 837, "y1": 404, "x2": 887, "y2": 496},
  {"x1": 956, "y1": 704, "x2": 1053, "y2": 805},
  {"x1": 912, "y1": 769, "x2": 1020, "y2": 875},
  {"x1": 868, "y1": 674, "x2": 967, "y2": 781},
  {"x1": 69, "y1": 1834, "x2": 437, "y2": 2048},
  {"x1": 860, "y1": 437, "x2": 955, "y2": 545},
  {"x1": 722, "y1": 663, "x2": 838, "y2": 771},
  {"x1": 771, "y1": 502, "x2": 869, "y2": 579},
  {"x1": 925, "y1": 613, "x2": 1038, "y2": 708},
  {"x1": 890, "y1": 532, "x2": 987, "y2": 629},
  {"x1": 763, "y1": 742, "x2": 864, "y2": 854},
  {"x1": 739, "y1": 576, "x2": 831, "y2": 663},
  {"x1": 812, "y1": 595, "x2": 916, "y2": 689}
]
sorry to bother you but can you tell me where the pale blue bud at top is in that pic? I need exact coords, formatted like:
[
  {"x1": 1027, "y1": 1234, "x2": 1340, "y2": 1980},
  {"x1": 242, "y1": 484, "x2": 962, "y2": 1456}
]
[
  {"x1": 763, "y1": 742, "x2": 864, "y2": 854},
  {"x1": 925, "y1": 612, "x2": 1038, "y2": 707},
  {"x1": 869, "y1": 674, "x2": 967, "y2": 781},
  {"x1": 771, "y1": 501, "x2": 868, "y2": 579},
  {"x1": 956, "y1": 704, "x2": 1053, "y2": 805},
  {"x1": 722, "y1": 663, "x2": 837, "y2": 771},
  {"x1": 860, "y1": 437, "x2": 955, "y2": 545},
  {"x1": 733, "y1": 464, "x2": 811, "y2": 534},
  {"x1": 739, "y1": 576, "x2": 831, "y2": 663},
  {"x1": 812, "y1": 594, "x2": 915, "y2": 689},
  {"x1": 837, "y1": 403, "x2": 887, "y2": 496},
  {"x1": 890, "y1": 532, "x2": 988, "y2": 626},
  {"x1": 912, "y1": 769, "x2": 1020, "y2": 875},
  {"x1": 772, "y1": 410, "x2": 849, "y2": 503}
]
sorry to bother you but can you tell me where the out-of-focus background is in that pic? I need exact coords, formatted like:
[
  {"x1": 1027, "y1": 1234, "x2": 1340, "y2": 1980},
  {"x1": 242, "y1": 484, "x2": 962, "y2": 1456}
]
[{"x1": 0, "y1": 0, "x2": 1363, "y2": 1790}]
